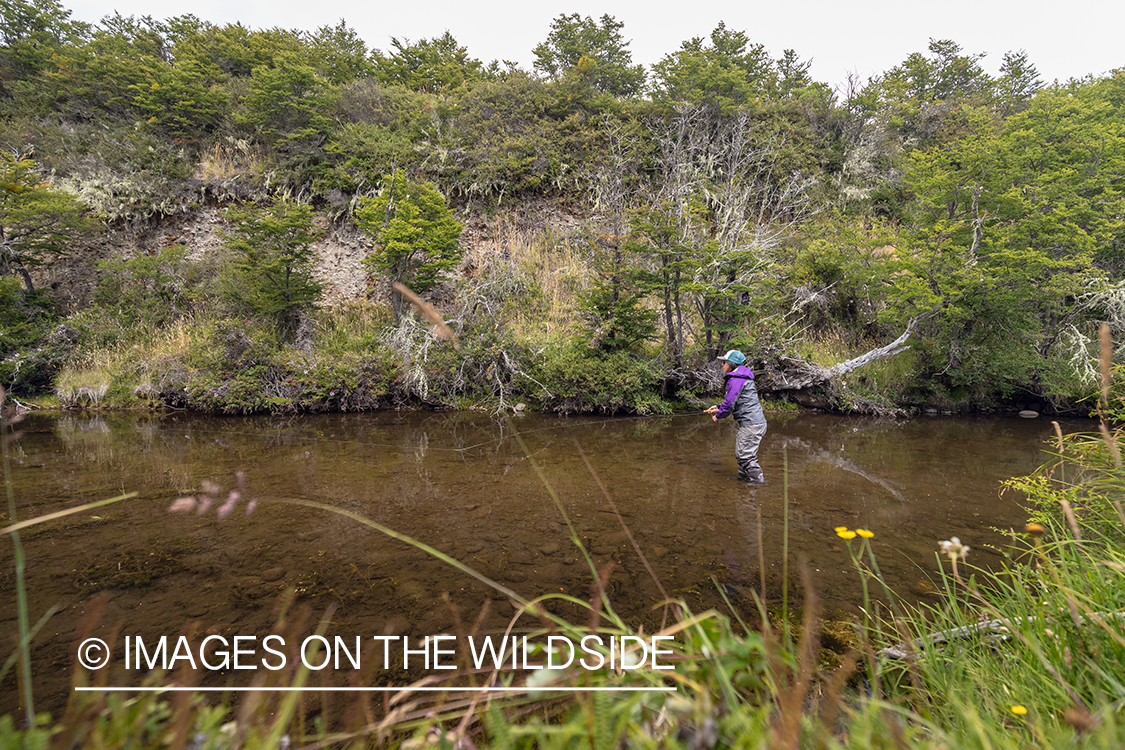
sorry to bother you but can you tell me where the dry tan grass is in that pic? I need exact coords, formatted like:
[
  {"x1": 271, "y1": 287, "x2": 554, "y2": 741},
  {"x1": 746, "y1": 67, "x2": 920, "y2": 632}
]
[
  {"x1": 194, "y1": 139, "x2": 269, "y2": 181},
  {"x1": 505, "y1": 228, "x2": 592, "y2": 340},
  {"x1": 56, "y1": 318, "x2": 199, "y2": 405}
]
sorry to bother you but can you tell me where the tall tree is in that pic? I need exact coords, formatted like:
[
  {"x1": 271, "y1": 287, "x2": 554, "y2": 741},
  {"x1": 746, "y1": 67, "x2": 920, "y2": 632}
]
[
  {"x1": 580, "y1": 116, "x2": 655, "y2": 352},
  {"x1": 373, "y1": 32, "x2": 491, "y2": 92},
  {"x1": 0, "y1": 0, "x2": 88, "y2": 82},
  {"x1": 532, "y1": 13, "x2": 645, "y2": 97},
  {"x1": 356, "y1": 170, "x2": 463, "y2": 320},
  {"x1": 0, "y1": 149, "x2": 91, "y2": 293},
  {"x1": 893, "y1": 78, "x2": 1125, "y2": 399},
  {"x1": 220, "y1": 199, "x2": 323, "y2": 322},
  {"x1": 306, "y1": 19, "x2": 373, "y2": 84},
  {"x1": 651, "y1": 22, "x2": 774, "y2": 112},
  {"x1": 873, "y1": 39, "x2": 994, "y2": 143},
  {"x1": 994, "y1": 50, "x2": 1042, "y2": 116}
]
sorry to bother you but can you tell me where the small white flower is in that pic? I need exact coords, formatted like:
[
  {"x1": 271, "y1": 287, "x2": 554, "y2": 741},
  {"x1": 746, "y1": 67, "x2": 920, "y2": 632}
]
[{"x1": 939, "y1": 536, "x2": 970, "y2": 560}]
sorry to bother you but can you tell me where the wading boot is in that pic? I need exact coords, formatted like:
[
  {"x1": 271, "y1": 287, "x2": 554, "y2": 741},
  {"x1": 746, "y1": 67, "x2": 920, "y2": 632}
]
[{"x1": 739, "y1": 462, "x2": 766, "y2": 485}]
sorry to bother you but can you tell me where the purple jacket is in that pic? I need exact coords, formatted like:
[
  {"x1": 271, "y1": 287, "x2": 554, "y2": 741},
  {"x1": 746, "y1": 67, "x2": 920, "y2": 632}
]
[{"x1": 716, "y1": 364, "x2": 766, "y2": 424}]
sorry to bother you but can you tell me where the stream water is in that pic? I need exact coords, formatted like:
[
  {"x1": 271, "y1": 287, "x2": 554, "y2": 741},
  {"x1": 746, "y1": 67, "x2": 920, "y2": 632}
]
[{"x1": 0, "y1": 409, "x2": 1086, "y2": 716}]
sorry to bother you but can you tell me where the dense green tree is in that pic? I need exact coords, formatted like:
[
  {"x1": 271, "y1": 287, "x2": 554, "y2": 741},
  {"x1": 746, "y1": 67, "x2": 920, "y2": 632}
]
[
  {"x1": 220, "y1": 199, "x2": 323, "y2": 322},
  {"x1": 45, "y1": 13, "x2": 169, "y2": 118},
  {"x1": 0, "y1": 150, "x2": 92, "y2": 293},
  {"x1": 94, "y1": 246, "x2": 195, "y2": 328},
  {"x1": 532, "y1": 13, "x2": 645, "y2": 97},
  {"x1": 994, "y1": 50, "x2": 1042, "y2": 116},
  {"x1": 306, "y1": 19, "x2": 373, "y2": 85},
  {"x1": 881, "y1": 39, "x2": 992, "y2": 105},
  {"x1": 129, "y1": 55, "x2": 228, "y2": 137},
  {"x1": 236, "y1": 54, "x2": 337, "y2": 185},
  {"x1": 892, "y1": 77, "x2": 1125, "y2": 400},
  {"x1": 161, "y1": 19, "x2": 304, "y2": 81},
  {"x1": 651, "y1": 23, "x2": 774, "y2": 112},
  {"x1": 238, "y1": 55, "x2": 335, "y2": 144},
  {"x1": 775, "y1": 49, "x2": 813, "y2": 98},
  {"x1": 871, "y1": 39, "x2": 995, "y2": 144},
  {"x1": 373, "y1": 32, "x2": 491, "y2": 92},
  {"x1": 0, "y1": 0, "x2": 88, "y2": 81},
  {"x1": 356, "y1": 170, "x2": 462, "y2": 319}
]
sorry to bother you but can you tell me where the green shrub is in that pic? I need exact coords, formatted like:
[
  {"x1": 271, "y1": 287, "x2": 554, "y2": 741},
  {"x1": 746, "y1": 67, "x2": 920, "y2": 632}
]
[
  {"x1": 0, "y1": 279, "x2": 67, "y2": 394},
  {"x1": 527, "y1": 339, "x2": 669, "y2": 414},
  {"x1": 179, "y1": 319, "x2": 281, "y2": 414},
  {"x1": 275, "y1": 349, "x2": 400, "y2": 412},
  {"x1": 94, "y1": 246, "x2": 199, "y2": 330}
]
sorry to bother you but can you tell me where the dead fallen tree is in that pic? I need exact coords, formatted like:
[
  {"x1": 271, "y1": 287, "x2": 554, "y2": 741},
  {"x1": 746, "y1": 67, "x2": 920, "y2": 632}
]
[{"x1": 754, "y1": 313, "x2": 933, "y2": 414}]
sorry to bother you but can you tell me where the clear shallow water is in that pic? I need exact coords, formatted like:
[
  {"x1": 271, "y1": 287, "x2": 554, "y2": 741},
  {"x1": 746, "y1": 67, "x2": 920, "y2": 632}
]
[{"x1": 0, "y1": 409, "x2": 1084, "y2": 715}]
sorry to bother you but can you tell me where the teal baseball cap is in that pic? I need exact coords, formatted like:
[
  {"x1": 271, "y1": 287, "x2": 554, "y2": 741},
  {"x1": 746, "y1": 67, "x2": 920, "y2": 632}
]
[{"x1": 717, "y1": 350, "x2": 746, "y2": 365}]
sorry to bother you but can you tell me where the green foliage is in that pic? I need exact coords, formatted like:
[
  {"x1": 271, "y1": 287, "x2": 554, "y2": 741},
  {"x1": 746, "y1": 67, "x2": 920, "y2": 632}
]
[
  {"x1": 373, "y1": 32, "x2": 492, "y2": 92},
  {"x1": 787, "y1": 212, "x2": 900, "y2": 336},
  {"x1": 0, "y1": 277, "x2": 64, "y2": 393},
  {"x1": 93, "y1": 246, "x2": 198, "y2": 329},
  {"x1": 873, "y1": 38, "x2": 995, "y2": 142},
  {"x1": 532, "y1": 13, "x2": 646, "y2": 98},
  {"x1": 305, "y1": 19, "x2": 373, "y2": 85},
  {"x1": 231, "y1": 51, "x2": 336, "y2": 186},
  {"x1": 238, "y1": 55, "x2": 335, "y2": 144},
  {"x1": 0, "y1": 0, "x2": 89, "y2": 80},
  {"x1": 219, "y1": 200, "x2": 323, "y2": 323},
  {"x1": 1, "y1": 7, "x2": 1120, "y2": 412},
  {"x1": 322, "y1": 121, "x2": 418, "y2": 196},
  {"x1": 0, "y1": 150, "x2": 92, "y2": 291},
  {"x1": 651, "y1": 22, "x2": 776, "y2": 112},
  {"x1": 529, "y1": 340, "x2": 668, "y2": 414},
  {"x1": 43, "y1": 13, "x2": 172, "y2": 120},
  {"x1": 1010, "y1": 383, "x2": 1125, "y2": 542},
  {"x1": 872, "y1": 412, "x2": 1125, "y2": 741},
  {"x1": 181, "y1": 318, "x2": 278, "y2": 413},
  {"x1": 356, "y1": 170, "x2": 462, "y2": 315},
  {"x1": 27, "y1": 118, "x2": 200, "y2": 223},
  {"x1": 272, "y1": 349, "x2": 399, "y2": 412},
  {"x1": 167, "y1": 20, "x2": 304, "y2": 79},
  {"x1": 442, "y1": 72, "x2": 577, "y2": 197},
  {"x1": 994, "y1": 50, "x2": 1043, "y2": 116},
  {"x1": 0, "y1": 276, "x2": 48, "y2": 355},
  {"x1": 882, "y1": 38, "x2": 993, "y2": 105},
  {"x1": 579, "y1": 275, "x2": 657, "y2": 353},
  {"x1": 128, "y1": 56, "x2": 228, "y2": 138},
  {"x1": 627, "y1": 204, "x2": 697, "y2": 365},
  {"x1": 890, "y1": 78, "x2": 1125, "y2": 402}
]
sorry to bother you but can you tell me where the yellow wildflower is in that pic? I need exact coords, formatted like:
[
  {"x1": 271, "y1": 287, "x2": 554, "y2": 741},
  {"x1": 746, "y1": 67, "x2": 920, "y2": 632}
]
[
  {"x1": 834, "y1": 526, "x2": 849, "y2": 532},
  {"x1": 837, "y1": 529, "x2": 856, "y2": 540},
  {"x1": 1010, "y1": 705, "x2": 1028, "y2": 715},
  {"x1": 856, "y1": 529, "x2": 874, "y2": 538}
]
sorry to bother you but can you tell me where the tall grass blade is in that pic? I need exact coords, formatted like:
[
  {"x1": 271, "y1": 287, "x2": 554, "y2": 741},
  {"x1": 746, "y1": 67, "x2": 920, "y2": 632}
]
[
  {"x1": 2, "y1": 492, "x2": 140, "y2": 536},
  {"x1": 574, "y1": 439, "x2": 671, "y2": 624},
  {"x1": 393, "y1": 282, "x2": 461, "y2": 351}
]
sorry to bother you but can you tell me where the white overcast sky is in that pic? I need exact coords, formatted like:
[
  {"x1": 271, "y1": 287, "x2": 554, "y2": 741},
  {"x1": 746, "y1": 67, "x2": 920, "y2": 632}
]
[{"x1": 61, "y1": 0, "x2": 1123, "y2": 90}]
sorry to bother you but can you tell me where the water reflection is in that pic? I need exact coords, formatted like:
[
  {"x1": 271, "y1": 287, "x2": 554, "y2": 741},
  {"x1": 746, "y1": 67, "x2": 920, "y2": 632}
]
[{"x1": 0, "y1": 409, "x2": 1085, "y2": 714}]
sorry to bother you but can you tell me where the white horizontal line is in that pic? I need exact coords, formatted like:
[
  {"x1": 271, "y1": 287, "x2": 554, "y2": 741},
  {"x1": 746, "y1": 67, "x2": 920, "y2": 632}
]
[{"x1": 75, "y1": 686, "x2": 674, "y2": 693}]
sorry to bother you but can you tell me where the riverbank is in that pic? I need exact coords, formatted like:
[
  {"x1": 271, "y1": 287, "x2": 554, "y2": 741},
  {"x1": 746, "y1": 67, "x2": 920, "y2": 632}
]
[{"x1": 20, "y1": 298, "x2": 1076, "y2": 419}]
